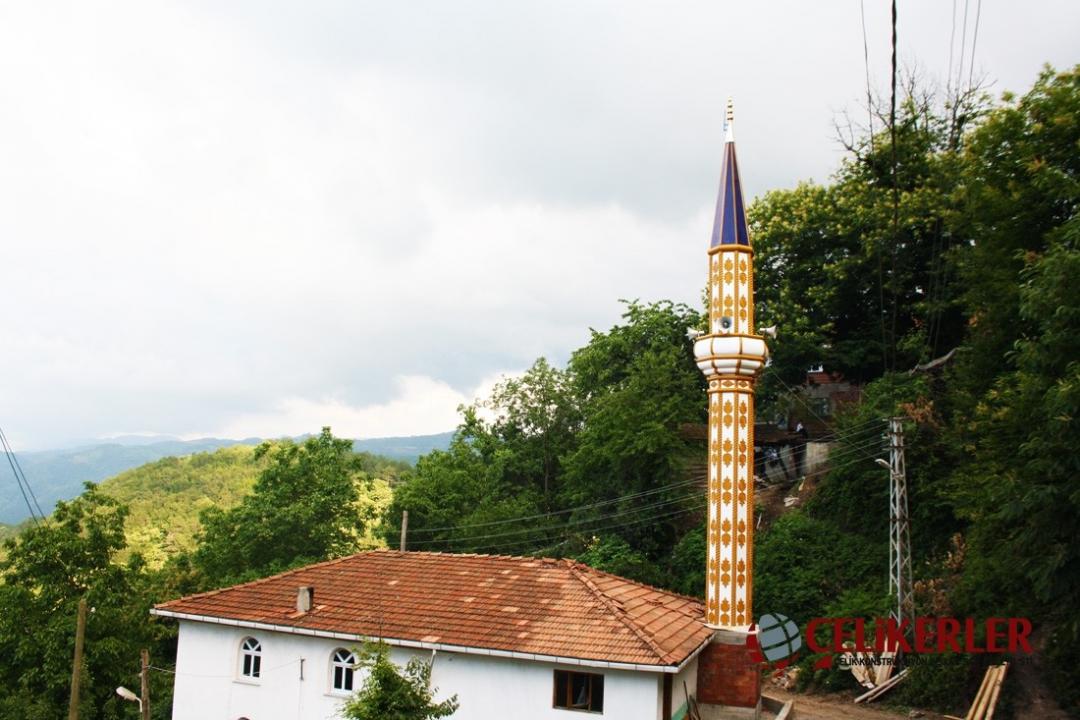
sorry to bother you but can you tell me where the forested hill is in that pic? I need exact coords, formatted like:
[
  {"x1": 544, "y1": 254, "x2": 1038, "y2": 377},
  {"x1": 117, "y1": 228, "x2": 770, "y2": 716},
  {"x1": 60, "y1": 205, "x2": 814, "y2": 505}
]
[
  {"x1": 95, "y1": 446, "x2": 263, "y2": 566},
  {"x1": 1, "y1": 431, "x2": 453, "y2": 524},
  {"x1": 90, "y1": 444, "x2": 401, "y2": 567}
]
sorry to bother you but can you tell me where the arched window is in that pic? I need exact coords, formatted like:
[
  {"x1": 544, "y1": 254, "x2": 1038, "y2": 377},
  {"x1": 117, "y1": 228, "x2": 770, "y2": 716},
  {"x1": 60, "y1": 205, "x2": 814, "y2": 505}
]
[
  {"x1": 240, "y1": 637, "x2": 262, "y2": 678},
  {"x1": 331, "y1": 648, "x2": 357, "y2": 692}
]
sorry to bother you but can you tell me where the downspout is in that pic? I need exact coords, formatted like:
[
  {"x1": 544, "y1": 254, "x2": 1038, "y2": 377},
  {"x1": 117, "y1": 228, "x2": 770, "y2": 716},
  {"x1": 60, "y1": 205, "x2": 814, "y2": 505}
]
[{"x1": 662, "y1": 673, "x2": 673, "y2": 720}]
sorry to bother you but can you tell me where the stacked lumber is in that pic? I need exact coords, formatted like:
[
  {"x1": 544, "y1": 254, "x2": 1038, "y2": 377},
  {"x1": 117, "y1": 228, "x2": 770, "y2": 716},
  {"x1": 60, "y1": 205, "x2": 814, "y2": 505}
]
[{"x1": 964, "y1": 662, "x2": 1009, "y2": 720}]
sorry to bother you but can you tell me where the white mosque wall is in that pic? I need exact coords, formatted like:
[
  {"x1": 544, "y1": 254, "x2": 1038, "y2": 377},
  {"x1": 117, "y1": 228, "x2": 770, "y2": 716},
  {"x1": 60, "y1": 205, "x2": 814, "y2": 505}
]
[{"x1": 170, "y1": 620, "x2": 672, "y2": 720}]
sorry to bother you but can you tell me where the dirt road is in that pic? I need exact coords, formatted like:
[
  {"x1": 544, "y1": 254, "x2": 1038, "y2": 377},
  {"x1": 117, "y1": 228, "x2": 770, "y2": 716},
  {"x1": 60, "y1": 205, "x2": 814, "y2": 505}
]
[{"x1": 764, "y1": 690, "x2": 950, "y2": 720}]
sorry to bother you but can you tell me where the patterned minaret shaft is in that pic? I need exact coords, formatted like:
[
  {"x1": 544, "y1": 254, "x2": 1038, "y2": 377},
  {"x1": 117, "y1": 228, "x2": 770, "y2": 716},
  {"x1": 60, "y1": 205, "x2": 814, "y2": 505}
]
[{"x1": 694, "y1": 101, "x2": 767, "y2": 629}]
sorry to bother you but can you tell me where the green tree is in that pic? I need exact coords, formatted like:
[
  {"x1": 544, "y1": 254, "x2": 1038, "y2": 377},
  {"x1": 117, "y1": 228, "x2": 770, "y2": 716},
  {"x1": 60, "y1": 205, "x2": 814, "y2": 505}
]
[
  {"x1": 752, "y1": 83, "x2": 978, "y2": 388},
  {"x1": 387, "y1": 301, "x2": 706, "y2": 583},
  {"x1": 560, "y1": 300, "x2": 705, "y2": 564},
  {"x1": 385, "y1": 421, "x2": 547, "y2": 554},
  {"x1": 952, "y1": 234, "x2": 1080, "y2": 706},
  {"x1": 194, "y1": 428, "x2": 371, "y2": 583},
  {"x1": 951, "y1": 66, "x2": 1080, "y2": 409},
  {"x1": 385, "y1": 358, "x2": 579, "y2": 554},
  {"x1": 0, "y1": 485, "x2": 167, "y2": 719},
  {"x1": 342, "y1": 643, "x2": 458, "y2": 720},
  {"x1": 576, "y1": 535, "x2": 663, "y2": 587},
  {"x1": 479, "y1": 358, "x2": 581, "y2": 505}
]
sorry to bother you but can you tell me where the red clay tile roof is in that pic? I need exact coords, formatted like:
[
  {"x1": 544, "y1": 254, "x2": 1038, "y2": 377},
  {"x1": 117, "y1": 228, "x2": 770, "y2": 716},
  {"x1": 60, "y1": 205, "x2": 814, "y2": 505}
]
[{"x1": 153, "y1": 550, "x2": 712, "y2": 668}]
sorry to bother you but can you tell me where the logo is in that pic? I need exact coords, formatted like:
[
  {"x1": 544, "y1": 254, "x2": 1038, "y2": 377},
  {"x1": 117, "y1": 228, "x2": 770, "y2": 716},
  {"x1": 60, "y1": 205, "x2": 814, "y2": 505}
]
[
  {"x1": 757, "y1": 613, "x2": 802, "y2": 666},
  {"x1": 751, "y1": 613, "x2": 1034, "y2": 670}
]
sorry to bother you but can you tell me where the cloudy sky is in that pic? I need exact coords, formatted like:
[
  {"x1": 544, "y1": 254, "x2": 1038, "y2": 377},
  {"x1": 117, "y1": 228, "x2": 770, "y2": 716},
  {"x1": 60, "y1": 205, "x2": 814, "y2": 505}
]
[{"x1": 1, "y1": 1, "x2": 1077, "y2": 449}]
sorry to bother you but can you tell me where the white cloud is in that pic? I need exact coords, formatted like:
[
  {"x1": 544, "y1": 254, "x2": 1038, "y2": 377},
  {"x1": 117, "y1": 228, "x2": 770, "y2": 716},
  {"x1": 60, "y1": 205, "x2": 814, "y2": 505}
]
[{"x1": 209, "y1": 371, "x2": 516, "y2": 441}]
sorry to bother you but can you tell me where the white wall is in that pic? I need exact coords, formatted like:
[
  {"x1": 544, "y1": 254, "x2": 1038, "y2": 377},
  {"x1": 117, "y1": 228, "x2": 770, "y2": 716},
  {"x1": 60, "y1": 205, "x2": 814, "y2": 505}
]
[
  {"x1": 670, "y1": 657, "x2": 697, "y2": 720},
  {"x1": 170, "y1": 621, "x2": 670, "y2": 720}
]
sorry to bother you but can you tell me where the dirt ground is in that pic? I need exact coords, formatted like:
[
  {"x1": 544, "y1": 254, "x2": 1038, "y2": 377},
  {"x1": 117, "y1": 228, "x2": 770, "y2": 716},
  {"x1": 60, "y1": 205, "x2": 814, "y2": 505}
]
[
  {"x1": 763, "y1": 689, "x2": 951, "y2": 720},
  {"x1": 1007, "y1": 652, "x2": 1070, "y2": 720}
]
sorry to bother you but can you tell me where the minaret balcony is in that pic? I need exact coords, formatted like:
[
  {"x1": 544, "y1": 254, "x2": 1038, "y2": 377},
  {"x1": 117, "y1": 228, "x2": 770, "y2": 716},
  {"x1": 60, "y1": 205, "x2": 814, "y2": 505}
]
[{"x1": 693, "y1": 334, "x2": 767, "y2": 378}]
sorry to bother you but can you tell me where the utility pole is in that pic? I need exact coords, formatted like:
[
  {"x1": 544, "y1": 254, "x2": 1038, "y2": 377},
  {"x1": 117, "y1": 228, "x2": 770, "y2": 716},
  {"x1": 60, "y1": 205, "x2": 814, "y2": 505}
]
[
  {"x1": 140, "y1": 649, "x2": 151, "y2": 720},
  {"x1": 68, "y1": 597, "x2": 87, "y2": 720},
  {"x1": 399, "y1": 510, "x2": 408, "y2": 552},
  {"x1": 885, "y1": 417, "x2": 913, "y2": 627}
]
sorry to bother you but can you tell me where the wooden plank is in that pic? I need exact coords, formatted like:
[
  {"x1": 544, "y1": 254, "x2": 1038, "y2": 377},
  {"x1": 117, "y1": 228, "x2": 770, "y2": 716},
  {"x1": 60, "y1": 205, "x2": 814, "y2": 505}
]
[
  {"x1": 984, "y1": 662, "x2": 1009, "y2": 720},
  {"x1": 774, "y1": 699, "x2": 795, "y2": 720},
  {"x1": 975, "y1": 667, "x2": 1000, "y2": 720},
  {"x1": 853, "y1": 668, "x2": 909, "y2": 703},
  {"x1": 965, "y1": 665, "x2": 998, "y2": 720},
  {"x1": 964, "y1": 666, "x2": 992, "y2": 720}
]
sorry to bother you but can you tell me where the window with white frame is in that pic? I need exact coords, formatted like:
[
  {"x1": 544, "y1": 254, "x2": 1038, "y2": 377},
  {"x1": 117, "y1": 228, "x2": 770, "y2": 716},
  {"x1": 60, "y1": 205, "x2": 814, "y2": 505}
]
[
  {"x1": 239, "y1": 637, "x2": 262, "y2": 679},
  {"x1": 331, "y1": 648, "x2": 357, "y2": 693}
]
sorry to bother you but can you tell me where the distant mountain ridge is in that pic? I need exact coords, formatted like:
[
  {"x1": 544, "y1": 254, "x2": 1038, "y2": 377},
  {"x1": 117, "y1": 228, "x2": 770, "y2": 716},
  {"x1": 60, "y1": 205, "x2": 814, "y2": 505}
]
[{"x1": 0, "y1": 431, "x2": 454, "y2": 524}]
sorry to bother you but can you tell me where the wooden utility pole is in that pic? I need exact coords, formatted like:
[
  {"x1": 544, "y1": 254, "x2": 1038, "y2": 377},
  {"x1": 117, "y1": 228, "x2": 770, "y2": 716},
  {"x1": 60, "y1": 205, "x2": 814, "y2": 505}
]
[
  {"x1": 67, "y1": 597, "x2": 87, "y2": 720},
  {"x1": 399, "y1": 510, "x2": 409, "y2": 552},
  {"x1": 140, "y1": 649, "x2": 151, "y2": 720}
]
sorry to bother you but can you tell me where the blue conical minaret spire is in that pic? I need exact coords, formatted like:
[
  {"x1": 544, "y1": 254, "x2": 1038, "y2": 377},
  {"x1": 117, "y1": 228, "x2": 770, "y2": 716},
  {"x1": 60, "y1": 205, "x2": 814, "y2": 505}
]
[{"x1": 709, "y1": 99, "x2": 750, "y2": 248}]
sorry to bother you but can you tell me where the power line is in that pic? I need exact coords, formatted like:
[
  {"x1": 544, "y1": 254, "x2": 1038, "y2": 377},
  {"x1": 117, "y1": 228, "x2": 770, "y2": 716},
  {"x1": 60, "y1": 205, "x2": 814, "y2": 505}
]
[
  {"x1": 889, "y1": 0, "x2": 900, "y2": 374},
  {"x1": 955, "y1": 0, "x2": 971, "y2": 97},
  {"x1": 408, "y1": 476, "x2": 703, "y2": 536},
  {"x1": 405, "y1": 437, "x2": 886, "y2": 550},
  {"x1": 437, "y1": 448, "x2": 886, "y2": 557},
  {"x1": 967, "y1": 0, "x2": 983, "y2": 92},
  {"x1": 859, "y1": 0, "x2": 875, "y2": 155},
  {"x1": 404, "y1": 368, "x2": 889, "y2": 545},
  {"x1": 442, "y1": 502, "x2": 708, "y2": 556},
  {"x1": 406, "y1": 424, "x2": 886, "y2": 539},
  {"x1": 148, "y1": 657, "x2": 299, "y2": 679},
  {"x1": 1, "y1": 428, "x2": 45, "y2": 519},
  {"x1": 764, "y1": 370, "x2": 887, "y2": 464},
  {"x1": 1, "y1": 427, "x2": 44, "y2": 525},
  {"x1": 406, "y1": 491, "x2": 704, "y2": 548},
  {"x1": 946, "y1": 0, "x2": 958, "y2": 101}
]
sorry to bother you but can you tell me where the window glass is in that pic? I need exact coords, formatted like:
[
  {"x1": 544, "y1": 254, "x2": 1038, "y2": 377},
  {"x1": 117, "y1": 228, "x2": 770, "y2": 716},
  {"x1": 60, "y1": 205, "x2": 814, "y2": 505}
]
[
  {"x1": 240, "y1": 637, "x2": 262, "y2": 678},
  {"x1": 331, "y1": 648, "x2": 357, "y2": 692},
  {"x1": 553, "y1": 670, "x2": 604, "y2": 712}
]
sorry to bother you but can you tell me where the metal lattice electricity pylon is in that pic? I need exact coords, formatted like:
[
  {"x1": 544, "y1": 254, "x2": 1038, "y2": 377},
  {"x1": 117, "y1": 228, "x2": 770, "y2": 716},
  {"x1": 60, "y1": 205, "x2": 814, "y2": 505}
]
[{"x1": 885, "y1": 417, "x2": 914, "y2": 627}]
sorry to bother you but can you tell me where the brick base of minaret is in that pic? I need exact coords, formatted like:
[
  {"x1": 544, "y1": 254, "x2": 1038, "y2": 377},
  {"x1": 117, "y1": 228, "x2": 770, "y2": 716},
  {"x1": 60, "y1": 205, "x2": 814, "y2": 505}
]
[{"x1": 696, "y1": 629, "x2": 762, "y2": 718}]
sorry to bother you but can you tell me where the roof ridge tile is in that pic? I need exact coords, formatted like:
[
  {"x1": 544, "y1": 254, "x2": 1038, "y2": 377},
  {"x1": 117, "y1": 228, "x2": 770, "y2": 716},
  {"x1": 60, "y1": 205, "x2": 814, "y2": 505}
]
[{"x1": 564, "y1": 560, "x2": 671, "y2": 664}]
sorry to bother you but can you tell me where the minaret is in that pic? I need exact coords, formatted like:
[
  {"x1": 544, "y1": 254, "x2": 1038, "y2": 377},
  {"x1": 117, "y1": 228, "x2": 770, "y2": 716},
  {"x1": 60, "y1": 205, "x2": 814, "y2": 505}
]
[{"x1": 693, "y1": 100, "x2": 767, "y2": 715}]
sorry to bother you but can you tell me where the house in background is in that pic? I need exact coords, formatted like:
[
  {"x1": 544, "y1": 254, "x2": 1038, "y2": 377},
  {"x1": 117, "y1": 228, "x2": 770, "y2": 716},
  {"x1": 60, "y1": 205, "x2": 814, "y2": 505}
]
[
  {"x1": 800, "y1": 368, "x2": 862, "y2": 428},
  {"x1": 151, "y1": 550, "x2": 712, "y2": 720}
]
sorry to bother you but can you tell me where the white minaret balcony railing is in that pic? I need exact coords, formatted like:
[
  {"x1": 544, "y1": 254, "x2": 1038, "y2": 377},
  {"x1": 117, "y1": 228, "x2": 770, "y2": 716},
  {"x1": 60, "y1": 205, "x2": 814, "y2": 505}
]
[{"x1": 693, "y1": 335, "x2": 768, "y2": 377}]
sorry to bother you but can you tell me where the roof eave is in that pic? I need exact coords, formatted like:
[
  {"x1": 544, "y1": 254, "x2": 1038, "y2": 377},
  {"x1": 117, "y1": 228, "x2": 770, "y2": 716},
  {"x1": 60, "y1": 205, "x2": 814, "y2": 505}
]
[{"x1": 150, "y1": 607, "x2": 708, "y2": 674}]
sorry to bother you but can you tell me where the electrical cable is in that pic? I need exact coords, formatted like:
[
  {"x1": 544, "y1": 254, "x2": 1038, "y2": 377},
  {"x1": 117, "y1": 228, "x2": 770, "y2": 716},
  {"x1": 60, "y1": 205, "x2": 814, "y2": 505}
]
[
  {"x1": 449, "y1": 502, "x2": 709, "y2": 556},
  {"x1": 405, "y1": 427, "x2": 886, "y2": 539},
  {"x1": 955, "y1": 0, "x2": 971, "y2": 100},
  {"x1": 859, "y1": 0, "x2": 875, "y2": 155},
  {"x1": 967, "y1": 0, "x2": 982, "y2": 92},
  {"x1": 0, "y1": 427, "x2": 45, "y2": 519},
  {"x1": 888, "y1": 0, "x2": 900, "y2": 373},
  {"x1": 448, "y1": 449, "x2": 887, "y2": 557},
  {"x1": 406, "y1": 436, "x2": 886, "y2": 550},
  {"x1": 148, "y1": 657, "x2": 300, "y2": 679},
  {"x1": 946, "y1": 0, "x2": 958, "y2": 101},
  {"x1": 0, "y1": 427, "x2": 43, "y2": 525},
  {"x1": 763, "y1": 370, "x2": 888, "y2": 463}
]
